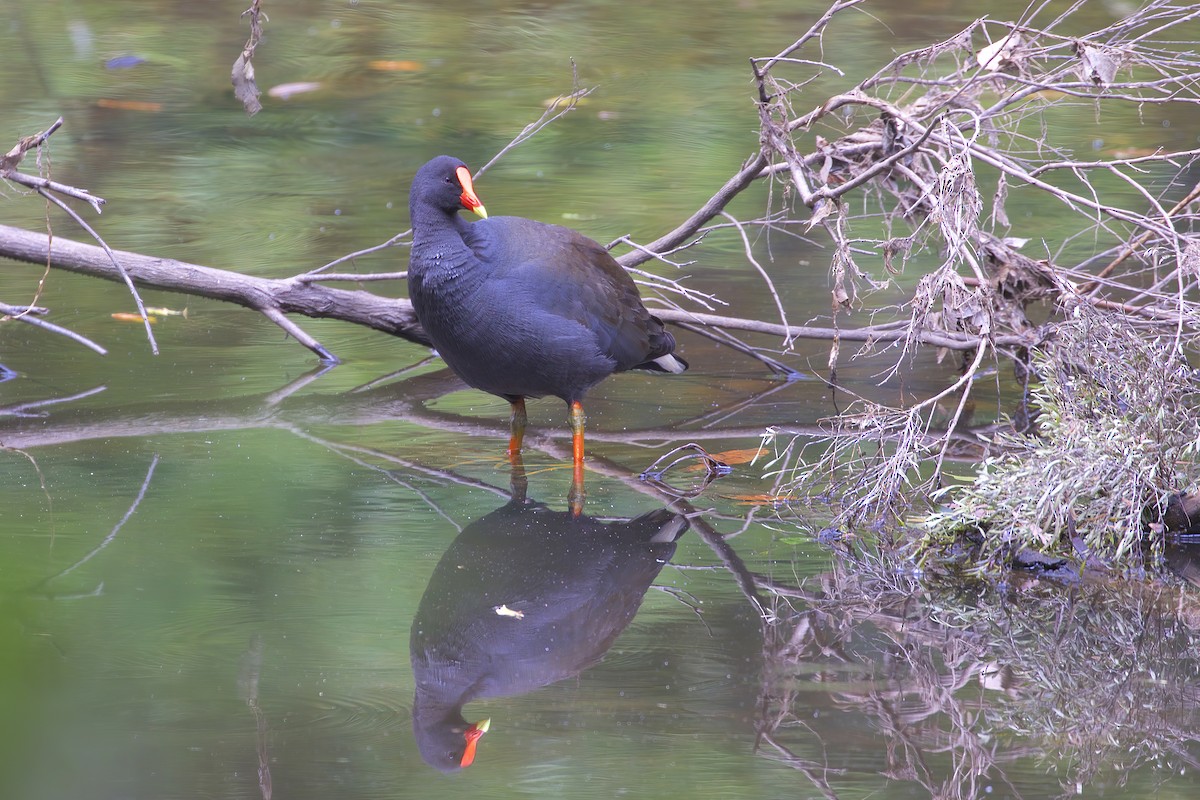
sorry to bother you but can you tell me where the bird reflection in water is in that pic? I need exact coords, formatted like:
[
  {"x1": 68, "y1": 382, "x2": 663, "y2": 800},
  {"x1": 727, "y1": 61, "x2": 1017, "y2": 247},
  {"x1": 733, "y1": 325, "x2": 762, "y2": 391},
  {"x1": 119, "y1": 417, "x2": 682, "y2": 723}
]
[{"x1": 409, "y1": 470, "x2": 688, "y2": 771}]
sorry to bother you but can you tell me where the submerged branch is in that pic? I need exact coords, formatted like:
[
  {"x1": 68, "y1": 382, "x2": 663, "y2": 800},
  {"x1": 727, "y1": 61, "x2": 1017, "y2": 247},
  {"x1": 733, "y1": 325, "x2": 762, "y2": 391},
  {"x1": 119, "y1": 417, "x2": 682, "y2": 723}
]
[{"x1": 0, "y1": 301, "x2": 108, "y2": 355}]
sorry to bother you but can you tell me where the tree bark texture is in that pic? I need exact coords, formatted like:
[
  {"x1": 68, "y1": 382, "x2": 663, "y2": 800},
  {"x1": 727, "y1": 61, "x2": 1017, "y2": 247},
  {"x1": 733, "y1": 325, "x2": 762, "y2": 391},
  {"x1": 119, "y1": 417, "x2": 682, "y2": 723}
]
[{"x1": 0, "y1": 223, "x2": 431, "y2": 347}]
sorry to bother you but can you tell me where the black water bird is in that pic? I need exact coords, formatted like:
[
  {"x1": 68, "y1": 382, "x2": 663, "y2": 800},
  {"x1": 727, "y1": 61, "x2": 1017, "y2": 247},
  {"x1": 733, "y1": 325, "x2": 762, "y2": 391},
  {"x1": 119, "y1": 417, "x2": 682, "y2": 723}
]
[{"x1": 406, "y1": 155, "x2": 687, "y2": 486}]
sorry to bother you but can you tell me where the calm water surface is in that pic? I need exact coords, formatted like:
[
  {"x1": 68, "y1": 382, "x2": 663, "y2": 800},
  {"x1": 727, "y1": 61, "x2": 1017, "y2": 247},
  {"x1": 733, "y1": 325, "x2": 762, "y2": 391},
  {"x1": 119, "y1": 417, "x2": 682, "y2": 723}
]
[{"x1": 3, "y1": 2, "x2": 1200, "y2": 798}]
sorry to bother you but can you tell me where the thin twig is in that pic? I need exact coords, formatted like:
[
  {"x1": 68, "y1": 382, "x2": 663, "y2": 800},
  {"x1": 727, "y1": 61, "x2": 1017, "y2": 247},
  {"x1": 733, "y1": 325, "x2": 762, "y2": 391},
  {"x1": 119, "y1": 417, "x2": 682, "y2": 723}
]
[
  {"x1": 5, "y1": 172, "x2": 105, "y2": 213},
  {"x1": 0, "y1": 117, "x2": 63, "y2": 168},
  {"x1": 0, "y1": 301, "x2": 108, "y2": 355},
  {"x1": 673, "y1": 320, "x2": 799, "y2": 377},
  {"x1": 36, "y1": 189, "x2": 158, "y2": 354},
  {"x1": 1082, "y1": 178, "x2": 1200, "y2": 294},
  {"x1": 302, "y1": 72, "x2": 594, "y2": 281},
  {"x1": 929, "y1": 340, "x2": 990, "y2": 483},
  {"x1": 653, "y1": 307, "x2": 1031, "y2": 351},
  {"x1": 304, "y1": 232, "x2": 409, "y2": 278},
  {"x1": 720, "y1": 211, "x2": 793, "y2": 348},
  {"x1": 298, "y1": 270, "x2": 407, "y2": 283},
  {"x1": 474, "y1": 63, "x2": 595, "y2": 178}
]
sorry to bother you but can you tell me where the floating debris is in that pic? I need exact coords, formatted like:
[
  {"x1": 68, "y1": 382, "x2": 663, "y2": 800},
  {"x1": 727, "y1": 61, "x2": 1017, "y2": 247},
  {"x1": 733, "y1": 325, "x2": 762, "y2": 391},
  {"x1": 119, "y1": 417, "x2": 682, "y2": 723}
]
[
  {"x1": 268, "y1": 81, "x2": 322, "y2": 100},
  {"x1": 368, "y1": 59, "x2": 423, "y2": 72},
  {"x1": 105, "y1": 55, "x2": 147, "y2": 70},
  {"x1": 144, "y1": 306, "x2": 188, "y2": 318},
  {"x1": 96, "y1": 98, "x2": 162, "y2": 112}
]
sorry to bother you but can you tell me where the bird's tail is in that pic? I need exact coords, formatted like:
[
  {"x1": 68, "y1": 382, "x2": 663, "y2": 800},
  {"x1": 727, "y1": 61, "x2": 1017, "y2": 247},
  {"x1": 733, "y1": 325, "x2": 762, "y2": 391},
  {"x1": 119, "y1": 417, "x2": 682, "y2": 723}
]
[{"x1": 642, "y1": 353, "x2": 688, "y2": 373}]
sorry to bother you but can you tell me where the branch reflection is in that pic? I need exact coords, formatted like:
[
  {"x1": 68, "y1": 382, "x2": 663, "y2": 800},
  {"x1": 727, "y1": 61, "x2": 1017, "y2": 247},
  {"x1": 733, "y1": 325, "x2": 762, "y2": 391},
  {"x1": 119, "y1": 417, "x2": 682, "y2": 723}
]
[{"x1": 753, "y1": 552, "x2": 1200, "y2": 797}]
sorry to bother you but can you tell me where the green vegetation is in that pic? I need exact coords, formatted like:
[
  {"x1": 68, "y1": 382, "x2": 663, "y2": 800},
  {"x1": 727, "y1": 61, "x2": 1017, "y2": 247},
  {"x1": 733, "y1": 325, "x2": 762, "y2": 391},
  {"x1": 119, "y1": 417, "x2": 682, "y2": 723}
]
[{"x1": 921, "y1": 306, "x2": 1200, "y2": 572}]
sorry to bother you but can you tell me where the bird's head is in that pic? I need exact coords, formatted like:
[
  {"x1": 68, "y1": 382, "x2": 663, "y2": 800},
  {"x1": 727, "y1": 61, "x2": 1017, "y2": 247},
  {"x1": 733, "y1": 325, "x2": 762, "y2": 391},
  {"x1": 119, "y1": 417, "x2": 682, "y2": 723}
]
[{"x1": 412, "y1": 155, "x2": 488, "y2": 219}]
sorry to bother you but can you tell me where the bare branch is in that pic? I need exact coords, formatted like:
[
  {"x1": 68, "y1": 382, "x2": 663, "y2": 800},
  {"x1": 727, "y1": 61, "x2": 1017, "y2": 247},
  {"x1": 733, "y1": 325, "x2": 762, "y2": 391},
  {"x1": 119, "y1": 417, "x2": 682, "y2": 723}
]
[
  {"x1": 0, "y1": 223, "x2": 431, "y2": 356},
  {"x1": 260, "y1": 306, "x2": 339, "y2": 364},
  {"x1": 36, "y1": 188, "x2": 159, "y2": 355},
  {"x1": 0, "y1": 301, "x2": 108, "y2": 355},
  {"x1": 1, "y1": 118, "x2": 105, "y2": 212}
]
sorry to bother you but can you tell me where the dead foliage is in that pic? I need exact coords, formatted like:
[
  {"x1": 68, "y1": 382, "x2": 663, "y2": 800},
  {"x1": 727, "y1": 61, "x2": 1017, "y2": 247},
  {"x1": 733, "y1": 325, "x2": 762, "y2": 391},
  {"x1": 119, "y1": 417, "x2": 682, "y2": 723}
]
[{"x1": 748, "y1": 1, "x2": 1200, "y2": 567}]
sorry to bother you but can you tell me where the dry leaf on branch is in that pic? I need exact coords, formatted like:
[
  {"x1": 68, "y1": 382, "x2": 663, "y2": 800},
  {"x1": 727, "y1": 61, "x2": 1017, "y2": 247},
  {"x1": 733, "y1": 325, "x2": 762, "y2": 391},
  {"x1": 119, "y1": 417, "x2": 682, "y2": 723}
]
[
  {"x1": 1074, "y1": 41, "x2": 1120, "y2": 87},
  {"x1": 232, "y1": 1, "x2": 266, "y2": 116},
  {"x1": 977, "y1": 31, "x2": 1024, "y2": 73}
]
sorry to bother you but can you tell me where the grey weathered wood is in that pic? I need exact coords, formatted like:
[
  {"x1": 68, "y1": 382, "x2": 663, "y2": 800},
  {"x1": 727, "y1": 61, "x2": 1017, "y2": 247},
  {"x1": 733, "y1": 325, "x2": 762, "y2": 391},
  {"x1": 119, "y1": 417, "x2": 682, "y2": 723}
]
[{"x1": 0, "y1": 223, "x2": 431, "y2": 353}]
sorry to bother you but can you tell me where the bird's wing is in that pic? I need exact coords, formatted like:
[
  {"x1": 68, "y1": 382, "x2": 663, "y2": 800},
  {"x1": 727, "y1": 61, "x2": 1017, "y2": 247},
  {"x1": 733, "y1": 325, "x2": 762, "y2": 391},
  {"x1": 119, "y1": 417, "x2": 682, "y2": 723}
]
[{"x1": 465, "y1": 217, "x2": 660, "y2": 368}]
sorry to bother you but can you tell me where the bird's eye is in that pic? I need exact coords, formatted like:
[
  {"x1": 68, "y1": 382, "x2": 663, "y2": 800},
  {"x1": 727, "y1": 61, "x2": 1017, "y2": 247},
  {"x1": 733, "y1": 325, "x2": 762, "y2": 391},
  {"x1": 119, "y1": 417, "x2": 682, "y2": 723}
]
[{"x1": 444, "y1": 176, "x2": 453, "y2": 184}]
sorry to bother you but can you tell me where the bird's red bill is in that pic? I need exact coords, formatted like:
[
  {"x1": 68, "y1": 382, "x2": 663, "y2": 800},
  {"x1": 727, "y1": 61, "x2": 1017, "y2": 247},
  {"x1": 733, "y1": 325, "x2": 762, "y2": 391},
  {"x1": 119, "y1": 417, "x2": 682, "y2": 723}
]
[
  {"x1": 459, "y1": 718, "x2": 490, "y2": 768},
  {"x1": 456, "y1": 166, "x2": 488, "y2": 218}
]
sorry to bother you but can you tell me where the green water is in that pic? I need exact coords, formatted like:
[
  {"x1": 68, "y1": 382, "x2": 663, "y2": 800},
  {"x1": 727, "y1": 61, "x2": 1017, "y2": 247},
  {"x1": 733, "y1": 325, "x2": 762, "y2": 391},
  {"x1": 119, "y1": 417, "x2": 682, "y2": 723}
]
[{"x1": 3, "y1": 1, "x2": 1200, "y2": 798}]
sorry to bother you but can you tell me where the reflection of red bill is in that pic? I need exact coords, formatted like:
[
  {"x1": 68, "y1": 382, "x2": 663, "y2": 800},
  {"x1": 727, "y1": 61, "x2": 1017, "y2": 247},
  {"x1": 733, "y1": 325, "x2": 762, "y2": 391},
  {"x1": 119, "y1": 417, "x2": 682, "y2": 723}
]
[{"x1": 460, "y1": 718, "x2": 491, "y2": 768}]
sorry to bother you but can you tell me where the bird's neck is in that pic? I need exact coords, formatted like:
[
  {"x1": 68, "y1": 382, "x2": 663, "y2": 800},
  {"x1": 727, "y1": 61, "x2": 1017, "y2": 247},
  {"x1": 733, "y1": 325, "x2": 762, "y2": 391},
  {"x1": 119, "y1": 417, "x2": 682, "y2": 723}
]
[{"x1": 409, "y1": 206, "x2": 481, "y2": 282}]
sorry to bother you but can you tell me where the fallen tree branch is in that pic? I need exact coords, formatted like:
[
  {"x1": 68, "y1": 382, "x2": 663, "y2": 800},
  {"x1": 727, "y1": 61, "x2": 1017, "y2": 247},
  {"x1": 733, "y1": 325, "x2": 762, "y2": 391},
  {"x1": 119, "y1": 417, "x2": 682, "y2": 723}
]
[
  {"x1": 1, "y1": 110, "x2": 986, "y2": 364},
  {"x1": 1, "y1": 223, "x2": 1025, "y2": 362},
  {"x1": 0, "y1": 223, "x2": 430, "y2": 359},
  {"x1": 652, "y1": 307, "x2": 1030, "y2": 351}
]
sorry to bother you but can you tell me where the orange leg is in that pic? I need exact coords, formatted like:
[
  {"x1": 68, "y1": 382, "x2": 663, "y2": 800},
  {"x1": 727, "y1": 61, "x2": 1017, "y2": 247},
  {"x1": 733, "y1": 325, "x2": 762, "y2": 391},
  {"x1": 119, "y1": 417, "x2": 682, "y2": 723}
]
[
  {"x1": 507, "y1": 397, "x2": 527, "y2": 459},
  {"x1": 569, "y1": 401, "x2": 586, "y2": 466},
  {"x1": 568, "y1": 401, "x2": 586, "y2": 516}
]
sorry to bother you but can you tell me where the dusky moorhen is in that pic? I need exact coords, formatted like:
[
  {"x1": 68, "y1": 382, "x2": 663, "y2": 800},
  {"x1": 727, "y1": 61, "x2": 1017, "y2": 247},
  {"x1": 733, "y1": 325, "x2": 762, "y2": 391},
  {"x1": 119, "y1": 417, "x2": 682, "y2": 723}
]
[{"x1": 407, "y1": 156, "x2": 687, "y2": 482}]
